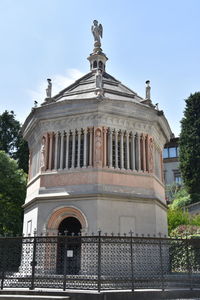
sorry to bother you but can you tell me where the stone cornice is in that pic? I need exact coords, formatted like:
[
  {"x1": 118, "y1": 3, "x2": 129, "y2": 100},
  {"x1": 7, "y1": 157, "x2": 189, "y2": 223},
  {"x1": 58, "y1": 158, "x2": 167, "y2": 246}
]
[
  {"x1": 23, "y1": 97, "x2": 171, "y2": 150},
  {"x1": 23, "y1": 192, "x2": 168, "y2": 211}
]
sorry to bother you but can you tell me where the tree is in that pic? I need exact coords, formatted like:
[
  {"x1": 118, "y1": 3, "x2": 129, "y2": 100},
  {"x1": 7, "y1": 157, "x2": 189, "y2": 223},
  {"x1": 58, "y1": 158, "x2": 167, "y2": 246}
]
[
  {"x1": 0, "y1": 110, "x2": 20, "y2": 155},
  {"x1": 0, "y1": 151, "x2": 27, "y2": 235},
  {"x1": 0, "y1": 110, "x2": 29, "y2": 173},
  {"x1": 179, "y1": 92, "x2": 200, "y2": 203}
]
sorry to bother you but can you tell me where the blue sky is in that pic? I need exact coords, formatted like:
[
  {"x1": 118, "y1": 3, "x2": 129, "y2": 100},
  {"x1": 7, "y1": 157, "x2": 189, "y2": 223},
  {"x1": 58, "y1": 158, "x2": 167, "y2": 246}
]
[{"x1": 0, "y1": 0, "x2": 200, "y2": 137}]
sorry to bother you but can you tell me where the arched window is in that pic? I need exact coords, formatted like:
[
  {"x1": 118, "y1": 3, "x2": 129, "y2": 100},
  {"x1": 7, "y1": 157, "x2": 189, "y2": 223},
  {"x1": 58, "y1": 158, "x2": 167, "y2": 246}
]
[
  {"x1": 93, "y1": 61, "x2": 97, "y2": 68},
  {"x1": 99, "y1": 61, "x2": 103, "y2": 69}
]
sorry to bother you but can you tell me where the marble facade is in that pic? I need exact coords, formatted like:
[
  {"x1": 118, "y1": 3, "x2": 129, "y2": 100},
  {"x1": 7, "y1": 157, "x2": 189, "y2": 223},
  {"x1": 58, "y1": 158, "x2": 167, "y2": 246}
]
[{"x1": 22, "y1": 22, "x2": 172, "y2": 238}]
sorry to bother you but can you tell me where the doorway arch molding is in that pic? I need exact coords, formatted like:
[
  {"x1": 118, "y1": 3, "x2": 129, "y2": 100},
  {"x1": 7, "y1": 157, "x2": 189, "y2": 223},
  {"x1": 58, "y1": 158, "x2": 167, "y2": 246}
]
[{"x1": 46, "y1": 206, "x2": 88, "y2": 234}]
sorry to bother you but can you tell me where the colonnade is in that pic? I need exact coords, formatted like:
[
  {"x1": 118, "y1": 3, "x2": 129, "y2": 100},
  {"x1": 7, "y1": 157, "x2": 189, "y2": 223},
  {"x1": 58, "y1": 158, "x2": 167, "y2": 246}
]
[{"x1": 41, "y1": 127, "x2": 154, "y2": 174}]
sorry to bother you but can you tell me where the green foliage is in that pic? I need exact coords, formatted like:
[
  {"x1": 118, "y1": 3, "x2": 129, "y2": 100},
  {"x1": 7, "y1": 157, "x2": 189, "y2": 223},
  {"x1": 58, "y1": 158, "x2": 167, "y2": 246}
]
[
  {"x1": 190, "y1": 214, "x2": 200, "y2": 226},
  {"x1": 170, "y1": 186, "x2": 191, "y2": 210},
  {"x1": 168, "y1": 204, "x2": 200, "y2": 235},
  {"x1": 165, "y1": 183, "x2": 181, "y2": 203},
  {"x1": 179, "y1": 92, "x2": 200, "y2": 203},
  {"x1": 169, "y1": 232, "x2": 200, "y2": 273},
  {"x1": 14, "y1": 134, "x2": 29, "y2": 173},
  {"x1": 0, "y1": 110, "x2": 29, "y2": 173},
  {"x1": 0, "y1": 110, "x2": 20, "y2": 155},
  {"x1": 170, "y1": 225, "x2": 200, "y2": 238},
  {"x1": 168, "y1": 207, "x2": 190, "y2": 234},
  {"x1": 0, "y1": 151, "x2": 27, "y2": 235}
]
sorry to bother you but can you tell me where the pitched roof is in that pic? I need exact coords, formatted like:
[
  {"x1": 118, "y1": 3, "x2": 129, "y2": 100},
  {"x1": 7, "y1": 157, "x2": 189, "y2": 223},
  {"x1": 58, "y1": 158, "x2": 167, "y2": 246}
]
[{"x1": 53, "y1": 71, "x2": 144, "y2": 103}]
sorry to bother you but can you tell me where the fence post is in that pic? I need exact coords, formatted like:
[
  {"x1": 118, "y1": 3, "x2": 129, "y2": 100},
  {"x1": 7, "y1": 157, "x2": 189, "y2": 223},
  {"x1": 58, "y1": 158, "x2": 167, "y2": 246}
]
[
  {"x1": 159, "y1": 235, "x2": 164, "y2": 291},
  {"x1": 97, "y1": 231, "x2": 101, "y2": 292},
  {"x1": 0, "y1": 242, "x2": 5, "y2": 290},
  {"x1": 186, "y1": 234, "x2": 193, "y2": 290},
  {"x1": 63, "y1": 233, "x2": 68, "y2": 291},
  {"x1": 30, "y1": 235, "x2": 37, "y2": 290},
  {"x1": 130, "y1": 231, "x2": 134, "y2": 292}
]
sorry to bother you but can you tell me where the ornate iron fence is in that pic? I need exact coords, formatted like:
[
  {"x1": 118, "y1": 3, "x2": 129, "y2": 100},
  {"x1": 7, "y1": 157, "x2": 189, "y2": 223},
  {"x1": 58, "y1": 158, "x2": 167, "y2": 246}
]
[{"x1": 0, "y1": 234, "x2": 200, "y2": 291}]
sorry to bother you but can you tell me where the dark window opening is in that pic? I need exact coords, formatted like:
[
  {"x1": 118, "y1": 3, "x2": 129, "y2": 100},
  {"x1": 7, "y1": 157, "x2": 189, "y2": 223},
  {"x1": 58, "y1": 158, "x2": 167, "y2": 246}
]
[{"x1": 93, "y1": 61, "x2": 97, "y2": 68}]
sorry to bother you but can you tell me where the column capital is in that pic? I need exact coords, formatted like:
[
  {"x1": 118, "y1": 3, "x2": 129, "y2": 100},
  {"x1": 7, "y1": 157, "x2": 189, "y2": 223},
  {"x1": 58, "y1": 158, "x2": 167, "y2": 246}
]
[
  {"x1": 70, "y1": 129, "x2": 76, "y2": 135},
  {"x1": 54, "y1": 131, "x2": 60, "y2": 137},
  {"x1": 130, "y1": 131, "x2": 136, "y2": 138},
  {"x1": 49, "y1": 131, "x2": 54, "y2": 137},
  {"x1": 114, "y1": 128, "x2": 119, "y2": 135},
  {"x1": 83, "y1": 128, "x2": 88, "y2": 134},
  {"x1": 136, "y1": 132, "x2": 141, "y2": 138},
  {"x1": 89, "y1": 127, "x2": 94, "y2": 134},
  {"x1": 141, "y1": 133, "x2": 146, "y2": 140},
  {"x1": 125, "y1": 130, "x2": 130, "y2": 137},
  {"x1": 108, "y1": 128, "x2": 114, "y2": 135},
  {"x1": 102, "y1": 127, "x2": 108, "y2": 134},
  {"x1": 64, "y1": 130, "x2": 69, "y2": 136},
  {"x1": 77, "y1": 128, "x2": 82, "y2": 135}
]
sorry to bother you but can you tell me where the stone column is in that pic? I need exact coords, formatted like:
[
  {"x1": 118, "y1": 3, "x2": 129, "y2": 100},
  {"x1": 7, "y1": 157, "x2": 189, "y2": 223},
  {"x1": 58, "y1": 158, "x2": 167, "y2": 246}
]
[
  {"x1": 43, "y1": 133, "x2": 49, "y2": 171},
  {"x1": 71, "y1": 129, "x2": 76, "y2": 169},
  {"x1": 120, "y1": 130, "x2": 124, "y2": 169},
  {"x1": 115, "y1": 129, "x2": 118, "y2": 169},
  {"x1": 142, "y1": 134, "x2": 146, "y2": 172},
  {"x1": 160, "y1": 151, "x2": 164, "y2": 182},
  {"x1": 77, "y1": 129, "x2": 81, "y2": 168},
  {"x1": 146, "y1": 135, "x2": 149, "y2": 172},
  {"x1": 48, "y1": 132, "x2": 53, "y2": 170},
  {"x1": 103, "y1": 127, "x2": 107, "y2": 167},
  {"x1": 28, "y1": 151, "x2": 32, "y2": 180},
  {"x1": 137, "y1": 132, "x2": 141, "y2": 171},
  {"x1": 131, "y1": 132, "x2": 135, "y2": 170},
  {"x1": 65, "y1": 131, "x2": 69, "y2": 170},
  {"x1": 54, "y1": 132, "x2": 59, "y2": 170},
  {"x1": 148, "y1": 137, "x2": 154, "y2": 173},
  {"x1": 89, "y1": 127, "x2": 93, "y2": 167},
  {"x1": 108, "y1": 128, "x2": 113, "y2": 168},
  {"x1": 83, "y1": 128, "x2": 87, "y2": 168},
  {"x1": 59, "y1": 131, "x2": 64, "y2": 170},
  {"x1": 126, "y1": 131, "x2": 130, "y2": 170}
]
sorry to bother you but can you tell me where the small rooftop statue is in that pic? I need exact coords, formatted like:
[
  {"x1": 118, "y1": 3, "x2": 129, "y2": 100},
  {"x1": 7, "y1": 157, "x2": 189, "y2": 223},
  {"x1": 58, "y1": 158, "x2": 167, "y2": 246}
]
[
  {"x1": 141, "y1": 80, "x2": 153, "y2": 107},
  {"x1": 41, "y1": 78, "x2": 55, "y2": 106},
  {"x1": 145, "y1": 80, "x2": 151, "y2": 100},
  {"x1": 95, "y1": 69, "x2": 104, "y2": 100},
  {"x1": 46, "y1": 78, "x2": 52, "y2": 98}
]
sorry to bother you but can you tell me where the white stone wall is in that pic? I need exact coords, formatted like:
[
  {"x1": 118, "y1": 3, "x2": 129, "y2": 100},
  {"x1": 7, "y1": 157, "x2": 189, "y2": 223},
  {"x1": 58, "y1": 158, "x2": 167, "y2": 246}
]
[
  {"x1": 23, "y1": 206, "x2": 38, "y2": 236},
  {"x1": 23, "y1": 197, "x2": 167, "y2": 236}
]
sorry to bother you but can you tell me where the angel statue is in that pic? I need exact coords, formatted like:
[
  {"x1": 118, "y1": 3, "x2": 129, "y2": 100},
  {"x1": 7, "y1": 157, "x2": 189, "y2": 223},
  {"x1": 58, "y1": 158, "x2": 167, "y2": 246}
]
[{"x1": 91, "y1": 20, "x2": 103, "y2": 44}]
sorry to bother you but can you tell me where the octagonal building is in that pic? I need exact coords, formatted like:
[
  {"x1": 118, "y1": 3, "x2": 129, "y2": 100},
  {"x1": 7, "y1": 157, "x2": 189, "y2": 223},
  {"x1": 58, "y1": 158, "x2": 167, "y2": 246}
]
[{"x1": 22, "y1": 22, "x2": 172, "y2": 237}]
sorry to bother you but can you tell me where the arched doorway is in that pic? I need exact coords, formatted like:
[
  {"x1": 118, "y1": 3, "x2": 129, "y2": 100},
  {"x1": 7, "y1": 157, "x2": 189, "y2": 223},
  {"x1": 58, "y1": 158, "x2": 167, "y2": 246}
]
[
  {"x1": 57, "y1": 217, "x2": 82, "y2": 275},
  {"x1": 58, "y1": 217, "x2": 82, "y2": 236}
]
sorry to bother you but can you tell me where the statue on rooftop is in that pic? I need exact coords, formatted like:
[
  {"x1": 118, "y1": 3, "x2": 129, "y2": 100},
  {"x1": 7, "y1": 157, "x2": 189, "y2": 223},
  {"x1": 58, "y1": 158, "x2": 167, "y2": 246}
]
[
  {"x1": 91, "y1": 20, "x2": 103, "y2": 45},
  {"x1": 145, "y1": 80, "x2": 151, "y2": 100},
  {"x1": 95, "y1": 69, "x2": 104, "y2": 99},
  {"x1": 46, "y1": 78, "x2": 52, "y2": 98},
  {"x1": 95, "y1": 69, "x2": 103, "y2": 89}
]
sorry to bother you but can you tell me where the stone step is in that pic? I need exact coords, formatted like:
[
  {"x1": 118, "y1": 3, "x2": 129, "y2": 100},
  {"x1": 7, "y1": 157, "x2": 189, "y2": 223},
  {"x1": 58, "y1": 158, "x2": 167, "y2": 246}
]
[{"x1": 0, "y1": 296, "x2": 70, "y2": 300}]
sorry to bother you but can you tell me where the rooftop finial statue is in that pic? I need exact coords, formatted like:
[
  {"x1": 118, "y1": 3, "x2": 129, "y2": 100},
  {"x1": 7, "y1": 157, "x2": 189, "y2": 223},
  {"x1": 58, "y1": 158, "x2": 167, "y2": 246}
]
[{"x1": 91, "y1": 20, "x2": 103, "y2": 45}]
